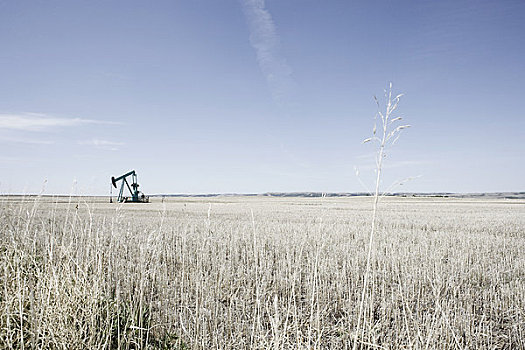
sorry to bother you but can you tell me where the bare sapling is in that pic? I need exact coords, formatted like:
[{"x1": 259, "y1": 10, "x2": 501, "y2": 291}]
[{"x1": 353, "y1": 83, "x2": 410, "y2": 349}]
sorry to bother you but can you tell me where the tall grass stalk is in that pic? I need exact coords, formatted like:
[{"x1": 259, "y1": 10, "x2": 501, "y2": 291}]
[{"x1": 353, "y1": 83, "x2": 410, "y2": 350}]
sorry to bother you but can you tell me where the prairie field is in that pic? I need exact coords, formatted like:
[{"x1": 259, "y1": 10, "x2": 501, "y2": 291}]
[{"x1": 1, "y1": 195, "x2": 524, "y2": 349}]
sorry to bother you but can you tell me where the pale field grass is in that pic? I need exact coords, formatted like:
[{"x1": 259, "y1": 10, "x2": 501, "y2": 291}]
[{"x1": 1, "y1": 195, "x2": 524, "y2": 349}]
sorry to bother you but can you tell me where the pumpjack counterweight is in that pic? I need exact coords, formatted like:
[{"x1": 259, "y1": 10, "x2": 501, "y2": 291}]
[{"x1": 110, "y1": 170, "x2": 149, "y2": 203}]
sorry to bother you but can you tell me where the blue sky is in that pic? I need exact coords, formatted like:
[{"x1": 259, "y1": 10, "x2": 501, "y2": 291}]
[{"x1": 0, "y1": 0, "x2": 523, "y2": 195}]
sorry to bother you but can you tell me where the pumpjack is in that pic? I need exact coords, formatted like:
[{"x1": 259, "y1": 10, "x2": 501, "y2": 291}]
[{"x1": 110, "y1": 170, "x2": 149, "y2": 203}]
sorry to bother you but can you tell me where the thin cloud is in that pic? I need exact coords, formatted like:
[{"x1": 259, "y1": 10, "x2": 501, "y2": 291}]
[
  {"x1": 0, "y1": 113, "x2": 119, "y2": 131},
  {"x1": 240, "y1": 0, "x2": 295, "y2": 104},
  {"x1": 78, "y1": 138, "x2": 125, "y2": 151},
  {"x1": 0, "y1": 156, "x2": 24, "y2": 163},
  {"x1": 0, "y1": 136, "x2": 55, "y2": 145}
]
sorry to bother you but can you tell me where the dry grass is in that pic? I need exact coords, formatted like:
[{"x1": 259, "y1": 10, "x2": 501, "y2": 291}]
[{"x1": 1, "y1": 195, "x2": 524, "y2": 349}]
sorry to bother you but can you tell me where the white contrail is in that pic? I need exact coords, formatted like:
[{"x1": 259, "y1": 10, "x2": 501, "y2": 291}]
[{"x1": 240, "y1": 0, "x2": 295, "y2": 104}]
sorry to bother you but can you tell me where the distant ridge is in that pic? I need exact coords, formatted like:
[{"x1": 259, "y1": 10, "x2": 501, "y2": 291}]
[
  {"x1": 2, "y1": 192, "x2": 523, "y2": 199},
  {"x1": 151, "y1": 192, "x2": 525, "y2": 199}
]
